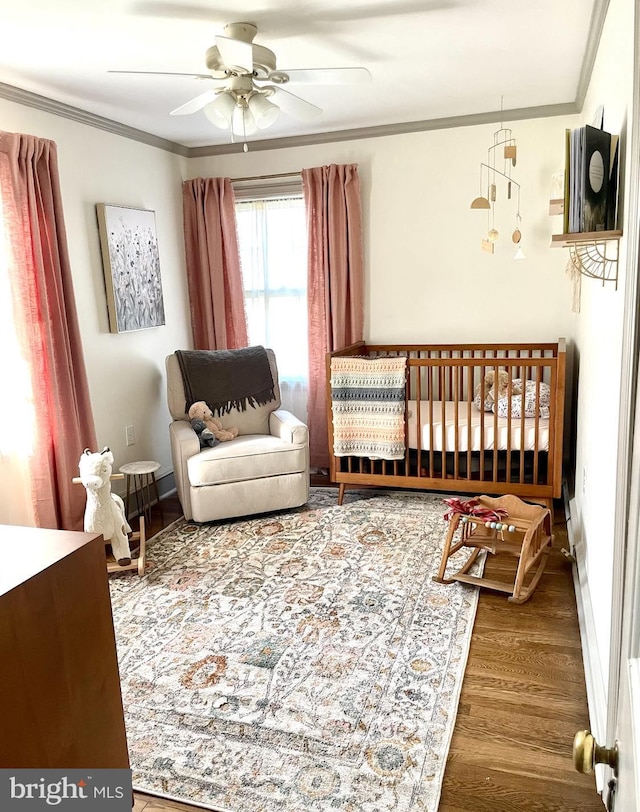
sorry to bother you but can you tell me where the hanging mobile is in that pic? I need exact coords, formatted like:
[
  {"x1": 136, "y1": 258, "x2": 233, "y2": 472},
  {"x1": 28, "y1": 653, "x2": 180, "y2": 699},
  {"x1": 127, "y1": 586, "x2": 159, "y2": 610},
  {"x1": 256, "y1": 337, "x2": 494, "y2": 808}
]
[{"x1": 512, "y1": 212, "x2": 522, "y2": 243}]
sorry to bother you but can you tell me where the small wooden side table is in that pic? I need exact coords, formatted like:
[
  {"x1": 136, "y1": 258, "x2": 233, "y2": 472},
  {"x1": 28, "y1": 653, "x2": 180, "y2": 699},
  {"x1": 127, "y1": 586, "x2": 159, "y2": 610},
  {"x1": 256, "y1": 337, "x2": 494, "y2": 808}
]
[{"x1": 119, "y1": 460, "x2": 163, "y2": 531}]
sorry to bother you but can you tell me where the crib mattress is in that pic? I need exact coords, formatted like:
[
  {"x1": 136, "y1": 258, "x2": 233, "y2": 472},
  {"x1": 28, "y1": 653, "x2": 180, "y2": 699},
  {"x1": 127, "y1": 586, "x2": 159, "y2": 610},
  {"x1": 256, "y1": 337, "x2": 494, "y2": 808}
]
[{"x1": 407, "y1": 400, "x2": 550, "y2": 453}]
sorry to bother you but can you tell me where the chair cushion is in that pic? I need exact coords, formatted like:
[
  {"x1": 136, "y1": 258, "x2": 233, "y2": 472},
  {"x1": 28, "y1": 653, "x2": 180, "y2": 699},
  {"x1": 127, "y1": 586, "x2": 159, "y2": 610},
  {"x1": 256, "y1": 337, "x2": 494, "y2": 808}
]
[{"x1": 187, "y1": 434, "x2": 307, "y2": 487}]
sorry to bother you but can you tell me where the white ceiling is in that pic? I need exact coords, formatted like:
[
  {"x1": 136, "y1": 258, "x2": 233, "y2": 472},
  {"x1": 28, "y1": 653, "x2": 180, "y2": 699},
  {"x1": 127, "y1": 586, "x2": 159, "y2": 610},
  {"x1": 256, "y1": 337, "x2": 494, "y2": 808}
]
[{"x1": 0, "y1": 0, "x2": 602, "y2": 154}]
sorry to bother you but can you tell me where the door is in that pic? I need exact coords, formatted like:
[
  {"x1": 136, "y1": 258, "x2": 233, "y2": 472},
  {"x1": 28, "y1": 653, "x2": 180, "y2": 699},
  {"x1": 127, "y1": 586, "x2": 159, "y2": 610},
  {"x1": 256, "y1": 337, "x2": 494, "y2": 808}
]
[
  {"x1": 602, "y1": 10, "x2": 640, "y2": 801},
  {"x1": 605, "y1": 343, "x2": 640, "y2": 810},
  {"x1": 608, "y1": 6, "x2": 640, "y2": 804},
  {"x1": 609, "y1": 591, "x2": 639, "y2": 809},
  {"x1": 579, "y1": 343, "x2": 640, "y2": 808},
  {"x1": 576, "y1": 10, "x2": 640, "y2": 805}
]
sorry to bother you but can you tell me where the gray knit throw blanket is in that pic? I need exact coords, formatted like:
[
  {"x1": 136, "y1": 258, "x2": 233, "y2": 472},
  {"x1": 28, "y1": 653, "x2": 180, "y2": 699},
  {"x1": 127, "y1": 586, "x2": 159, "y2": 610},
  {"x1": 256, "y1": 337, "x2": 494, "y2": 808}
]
[{"x1": 176, "y1": 346, "x2": 275, "y2": 416}]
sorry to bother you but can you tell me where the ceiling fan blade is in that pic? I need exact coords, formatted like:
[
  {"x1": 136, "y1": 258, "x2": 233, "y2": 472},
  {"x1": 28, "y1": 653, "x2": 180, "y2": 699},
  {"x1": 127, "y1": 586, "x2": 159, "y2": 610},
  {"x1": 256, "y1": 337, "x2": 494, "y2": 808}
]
[
  {"x1": 108, "y1": 70, "x2": 216, "y2": 79},
  {"x1": 269, "y1": 87, "x2": 322, "y2": 121},
  {"x1": 170, "y1": 89, "x2": 221, "y2": 116},
  {"x1": 215, "y1": 35, "x2": 254, "y2": 73},
  {"x1": 130, "y1": 1, "x2": 233, "y2": 20},
  {"x1": 275, "y1": 67, "x2": 372, "y2": 85}
]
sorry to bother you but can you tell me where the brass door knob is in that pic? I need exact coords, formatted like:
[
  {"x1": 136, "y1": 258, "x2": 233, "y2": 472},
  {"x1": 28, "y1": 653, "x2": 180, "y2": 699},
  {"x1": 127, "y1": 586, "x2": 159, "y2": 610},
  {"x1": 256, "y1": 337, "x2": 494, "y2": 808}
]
[{"x1": 573, "y1": 729, "x2": 618, "y2": 775}]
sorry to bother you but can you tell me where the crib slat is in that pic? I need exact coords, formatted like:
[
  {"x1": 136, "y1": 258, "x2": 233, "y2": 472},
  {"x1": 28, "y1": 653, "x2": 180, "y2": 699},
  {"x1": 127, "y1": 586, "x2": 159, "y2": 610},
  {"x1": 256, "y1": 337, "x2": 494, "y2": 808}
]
[
  {"x1": 439, "y1": 364, "x2": 447, "y2": 480},
  {"x1": 493, "y1": 360, "x2": 500, "y2": 484},
  {"x1": 526, "y1": 359, "x2": 539, "y2": 486},
  {"x1": 479, "y1": 363, "x2": 486, "y2": 481},
  {"x1": 453, "y1": 368, "x2": 460, "y2": 480}
]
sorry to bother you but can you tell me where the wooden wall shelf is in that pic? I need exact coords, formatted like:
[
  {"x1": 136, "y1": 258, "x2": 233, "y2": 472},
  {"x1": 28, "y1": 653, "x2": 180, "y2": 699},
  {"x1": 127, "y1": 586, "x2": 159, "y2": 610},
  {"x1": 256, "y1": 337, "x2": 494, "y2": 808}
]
[{"x1": 551, "y1": 230, "x2": 623, "y2": 287}]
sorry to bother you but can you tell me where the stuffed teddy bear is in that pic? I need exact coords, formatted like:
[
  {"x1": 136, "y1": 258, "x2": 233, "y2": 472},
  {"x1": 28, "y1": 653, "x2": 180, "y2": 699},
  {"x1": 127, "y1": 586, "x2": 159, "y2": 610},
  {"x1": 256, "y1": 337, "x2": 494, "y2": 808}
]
[
  {"x1": 190, "y1": 417, "x2": 220, "y2": 449},
  {"x1": 474, "y1": 369, "x2": 519, "y2": 412},
  {"x1": 188, "y1": 401, "x2": 239, "y2": 442}
]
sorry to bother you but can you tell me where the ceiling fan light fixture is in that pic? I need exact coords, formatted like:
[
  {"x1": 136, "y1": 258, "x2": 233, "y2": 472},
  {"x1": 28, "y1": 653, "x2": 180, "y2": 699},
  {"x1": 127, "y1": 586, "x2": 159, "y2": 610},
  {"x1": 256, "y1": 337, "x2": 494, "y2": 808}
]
[
  {"x1": 231, "y1": 104, "x2": 258, "y2": 137},
  {"x1": 247, "y1": 93, "x2": 280, "y2": 129},
  {"x1": 203, "y1": 91, "x2": 236, "y2": 129}
]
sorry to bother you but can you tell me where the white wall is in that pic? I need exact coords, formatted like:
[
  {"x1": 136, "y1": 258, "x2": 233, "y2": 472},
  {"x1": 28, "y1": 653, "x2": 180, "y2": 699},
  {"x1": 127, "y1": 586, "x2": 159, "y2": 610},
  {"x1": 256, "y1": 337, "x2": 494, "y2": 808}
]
[
  {"x1": 190, "y1": 114, "x2": 577, "y2": 346},
  {"x1": 0, "y1": 94, "x2": 582, "y2": 519},
  {"x1": 0, "y1": 98, "x2": 192, "y2": 511},
  {"x1": 568, "y1": 0, "x2": 634, "y2": 720}
]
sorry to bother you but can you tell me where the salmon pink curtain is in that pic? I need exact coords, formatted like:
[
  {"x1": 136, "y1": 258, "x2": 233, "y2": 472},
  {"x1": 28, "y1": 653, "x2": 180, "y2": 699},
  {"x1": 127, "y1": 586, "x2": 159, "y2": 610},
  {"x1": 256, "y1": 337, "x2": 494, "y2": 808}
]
[
  {"x1": 0, "y1": 131, "x2": 97, "y2": 530},
  {"x1": 182, "y1": 177, "x2": 248, "y2": 349},
  {"x1": 303, "y1": 164, "x2": 364, "y2": 469}
]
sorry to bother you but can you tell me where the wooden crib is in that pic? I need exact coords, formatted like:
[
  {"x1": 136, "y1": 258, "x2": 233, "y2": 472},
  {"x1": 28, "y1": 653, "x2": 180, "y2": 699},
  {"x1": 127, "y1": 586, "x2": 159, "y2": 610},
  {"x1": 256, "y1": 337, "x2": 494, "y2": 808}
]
[{"x1": 326, "y1": 339, "x2": 566, "y2": 510}]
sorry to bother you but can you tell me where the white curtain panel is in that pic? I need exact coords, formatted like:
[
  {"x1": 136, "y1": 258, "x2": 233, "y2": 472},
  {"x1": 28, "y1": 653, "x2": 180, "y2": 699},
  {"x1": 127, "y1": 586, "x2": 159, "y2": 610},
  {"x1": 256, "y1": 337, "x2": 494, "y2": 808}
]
[
  {"x1": 0, "y1": 224, "x2": 36, "y2": 525},
  {"x1": 278, "y1": 378, "x2": 308, "y2": 425},
  {"x1": 236, "y1": 197, "x2": 309, "y2": 424}
]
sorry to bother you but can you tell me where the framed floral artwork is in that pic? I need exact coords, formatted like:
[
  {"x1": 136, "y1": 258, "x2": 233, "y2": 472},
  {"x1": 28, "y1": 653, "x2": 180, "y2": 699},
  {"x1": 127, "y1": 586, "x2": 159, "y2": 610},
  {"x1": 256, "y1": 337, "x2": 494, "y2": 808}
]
[{"x1": 96, "y1": 204, "x2": 165, "y2": 333}]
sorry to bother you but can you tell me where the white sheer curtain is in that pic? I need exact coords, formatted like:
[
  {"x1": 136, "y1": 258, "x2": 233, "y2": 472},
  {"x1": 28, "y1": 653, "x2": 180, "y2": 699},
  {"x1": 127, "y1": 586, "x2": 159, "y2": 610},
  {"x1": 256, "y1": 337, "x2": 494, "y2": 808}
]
[
  {"x1": 0, "y1": 182, "x2": 36, "y2": 525},
  {"x1": 235, "y1": 196, "x2": 308, "y2": 423}
]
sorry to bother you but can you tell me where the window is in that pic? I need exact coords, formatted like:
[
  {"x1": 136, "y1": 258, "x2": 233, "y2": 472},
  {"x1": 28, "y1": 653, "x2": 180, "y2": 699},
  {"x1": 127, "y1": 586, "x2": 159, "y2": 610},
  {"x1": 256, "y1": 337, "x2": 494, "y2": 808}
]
[{"x1": 235, "y1": 195, "x2": 308, "y2": 421}]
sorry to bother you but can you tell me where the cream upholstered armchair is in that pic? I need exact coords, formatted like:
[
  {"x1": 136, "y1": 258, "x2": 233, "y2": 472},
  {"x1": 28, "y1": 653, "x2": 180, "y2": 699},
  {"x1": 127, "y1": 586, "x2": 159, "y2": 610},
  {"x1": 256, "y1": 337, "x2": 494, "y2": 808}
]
[{"x1": 166, "y1": 348, "x2": 309, "y2": 523}]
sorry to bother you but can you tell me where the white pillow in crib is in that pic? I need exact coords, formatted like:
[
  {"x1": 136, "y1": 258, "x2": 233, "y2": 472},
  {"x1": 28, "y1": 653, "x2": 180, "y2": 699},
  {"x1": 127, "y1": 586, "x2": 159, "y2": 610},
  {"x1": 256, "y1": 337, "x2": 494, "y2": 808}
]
[
  {"x1": 474, "y1": 377, "x2": 522, "y2": 412},
  {"x1": 474, "y1": 392, "x2": 495, "y2": 412},
  {"x1": 495, "y1": 379, "x2": 551, "y2": 418}
]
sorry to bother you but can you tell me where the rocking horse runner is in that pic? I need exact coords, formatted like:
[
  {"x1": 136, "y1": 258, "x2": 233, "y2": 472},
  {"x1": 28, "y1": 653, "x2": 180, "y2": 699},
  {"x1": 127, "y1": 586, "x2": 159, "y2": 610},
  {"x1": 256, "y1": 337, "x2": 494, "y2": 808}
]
[{"x1": 78, "y1": 447, "x2": 132, "y2": 565}]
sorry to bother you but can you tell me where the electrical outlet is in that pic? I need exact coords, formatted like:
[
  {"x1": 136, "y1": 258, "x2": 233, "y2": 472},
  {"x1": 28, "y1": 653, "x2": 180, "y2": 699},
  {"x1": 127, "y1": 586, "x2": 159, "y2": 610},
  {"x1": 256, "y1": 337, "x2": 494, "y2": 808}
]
[{"x1": 125, "y1": 424, "x2": 135, "y2": 446}]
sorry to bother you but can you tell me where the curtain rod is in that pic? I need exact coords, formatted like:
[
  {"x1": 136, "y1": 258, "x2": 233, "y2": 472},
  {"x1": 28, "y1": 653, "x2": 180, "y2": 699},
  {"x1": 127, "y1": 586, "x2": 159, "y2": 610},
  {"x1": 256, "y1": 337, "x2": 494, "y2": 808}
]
[{"x1": 230, "y1": 171, "x2": 301, "y2": 182}]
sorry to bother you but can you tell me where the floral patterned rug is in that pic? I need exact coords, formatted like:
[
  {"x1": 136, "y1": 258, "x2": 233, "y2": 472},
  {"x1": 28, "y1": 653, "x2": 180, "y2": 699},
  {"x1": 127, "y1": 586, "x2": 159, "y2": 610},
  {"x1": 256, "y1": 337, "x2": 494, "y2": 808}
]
[{"x1": 109, "y1": 488, "x2": 481, "y2": 812}]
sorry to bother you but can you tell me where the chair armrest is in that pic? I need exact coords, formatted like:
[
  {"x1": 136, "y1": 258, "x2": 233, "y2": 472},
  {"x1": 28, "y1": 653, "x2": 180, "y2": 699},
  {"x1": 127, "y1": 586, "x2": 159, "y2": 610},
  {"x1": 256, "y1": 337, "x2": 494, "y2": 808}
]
[
  {"x1": 269, "y1": 410, "x2": 308, "y2": 445},
  {"x1": 170, "y1": 419, "x2": 201, "y2": 457},
  {"x1": 168, "y1": 419, "x2": 201, "y2": 521}
]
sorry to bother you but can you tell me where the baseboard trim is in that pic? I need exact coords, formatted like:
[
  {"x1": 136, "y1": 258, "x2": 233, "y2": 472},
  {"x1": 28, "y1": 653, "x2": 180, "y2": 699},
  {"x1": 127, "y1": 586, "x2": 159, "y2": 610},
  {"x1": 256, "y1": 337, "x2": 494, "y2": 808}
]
[
  {"x1": 120, "y1": 470, "x2": 176, "y2": 520},
  {"x1": 156, "y1": 471, "x2": 176, "y2": 501},
  {"x1": 563, "y1": 482, "x2": 607, "y2": 791}
]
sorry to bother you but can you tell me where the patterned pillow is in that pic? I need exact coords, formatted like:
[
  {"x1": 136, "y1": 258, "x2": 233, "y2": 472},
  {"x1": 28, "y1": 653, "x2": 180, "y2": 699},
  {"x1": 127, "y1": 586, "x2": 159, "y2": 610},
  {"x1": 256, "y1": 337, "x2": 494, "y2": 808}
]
[
  {"x1": 495, "y1": 379, "x2": 551, "y2": 418},
  {"x1": 474, "y1": 374, "x2": 521, "y2": 412},
  {"x1": 474, "y1": 391, "x2": 496, "y2": 412}
]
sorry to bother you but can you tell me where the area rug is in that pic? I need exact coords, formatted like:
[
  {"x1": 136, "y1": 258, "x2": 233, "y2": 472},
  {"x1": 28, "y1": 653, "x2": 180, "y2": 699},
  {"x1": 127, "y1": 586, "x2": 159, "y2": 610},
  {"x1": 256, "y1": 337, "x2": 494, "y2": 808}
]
[{"x1": 108, "y1": 488, "x2": 481, "y2": 812}]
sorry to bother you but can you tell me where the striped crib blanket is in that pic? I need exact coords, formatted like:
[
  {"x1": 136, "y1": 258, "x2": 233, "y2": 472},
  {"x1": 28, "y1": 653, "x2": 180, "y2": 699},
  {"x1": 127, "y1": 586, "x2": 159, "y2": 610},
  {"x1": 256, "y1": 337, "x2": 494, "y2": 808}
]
[{"x1": 330, "y1": 356, "x2": 407, "y2": 459}]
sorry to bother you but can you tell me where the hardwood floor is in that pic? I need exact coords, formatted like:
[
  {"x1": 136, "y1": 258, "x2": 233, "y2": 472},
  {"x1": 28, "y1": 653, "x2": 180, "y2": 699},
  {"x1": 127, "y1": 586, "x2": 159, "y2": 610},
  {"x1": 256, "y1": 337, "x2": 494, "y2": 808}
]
[
  {"x1": 438, "y1": 509, "x2": 602, "y2": 811},
  {"x1": 130, "y1": 488, "x2": 602, "y2": 812}
]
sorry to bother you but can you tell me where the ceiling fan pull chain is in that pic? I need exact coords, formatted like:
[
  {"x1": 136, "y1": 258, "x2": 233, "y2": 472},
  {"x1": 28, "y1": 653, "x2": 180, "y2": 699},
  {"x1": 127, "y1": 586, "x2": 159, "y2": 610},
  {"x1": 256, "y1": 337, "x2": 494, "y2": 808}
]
[{"x1": 242, "y1": 104, "x2": 249, "y2": 152}]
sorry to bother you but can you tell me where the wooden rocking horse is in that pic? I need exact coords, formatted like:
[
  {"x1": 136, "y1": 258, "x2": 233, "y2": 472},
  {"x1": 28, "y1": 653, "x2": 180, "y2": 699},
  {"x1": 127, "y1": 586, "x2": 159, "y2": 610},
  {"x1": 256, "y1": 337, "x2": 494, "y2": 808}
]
[{"x1": 74, "y1": 447, "x2": 146, "y2": 576}]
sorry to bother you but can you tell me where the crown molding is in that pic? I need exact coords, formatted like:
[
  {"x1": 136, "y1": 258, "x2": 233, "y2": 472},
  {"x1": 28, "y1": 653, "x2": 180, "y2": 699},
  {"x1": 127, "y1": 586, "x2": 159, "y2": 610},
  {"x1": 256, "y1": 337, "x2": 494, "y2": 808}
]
[
  {"x1": 0, "y1": 82, "x2": 190, "y2": 157},
  {"x1": 575, "y1": 0, "x2": 611, "y2": 110},
  {"x1": 0, "y1": 78, "x2": 581, "y2": 159},
  {"x1": 189, "y1": 103, "x2": 580, "y2": 156}
]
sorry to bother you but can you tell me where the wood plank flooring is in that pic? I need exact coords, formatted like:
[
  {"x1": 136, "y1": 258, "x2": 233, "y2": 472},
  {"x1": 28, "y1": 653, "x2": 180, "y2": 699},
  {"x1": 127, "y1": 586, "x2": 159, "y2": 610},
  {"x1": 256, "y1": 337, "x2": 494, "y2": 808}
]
[{"x1": 130, "y1": 488, "x2": 602, "y2": 812}]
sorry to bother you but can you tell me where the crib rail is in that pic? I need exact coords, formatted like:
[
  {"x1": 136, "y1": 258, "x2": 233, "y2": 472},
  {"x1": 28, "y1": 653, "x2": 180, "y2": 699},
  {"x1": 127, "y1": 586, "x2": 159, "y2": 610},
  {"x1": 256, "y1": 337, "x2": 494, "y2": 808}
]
[{"x1": 326, "y1": 340, "x2": 566, "y2": 507}]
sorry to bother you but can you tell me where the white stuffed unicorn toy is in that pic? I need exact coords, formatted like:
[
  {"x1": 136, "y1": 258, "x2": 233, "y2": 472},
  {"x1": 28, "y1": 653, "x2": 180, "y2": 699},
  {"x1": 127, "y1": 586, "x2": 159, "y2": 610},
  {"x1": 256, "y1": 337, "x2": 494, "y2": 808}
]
[{"x1": 78, "y1": 447, "x2": 132, "y2": 565}]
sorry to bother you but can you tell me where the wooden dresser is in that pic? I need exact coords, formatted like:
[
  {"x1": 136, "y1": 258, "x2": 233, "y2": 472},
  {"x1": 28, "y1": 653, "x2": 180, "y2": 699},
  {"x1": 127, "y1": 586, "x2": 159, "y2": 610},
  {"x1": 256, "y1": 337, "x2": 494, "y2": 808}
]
[{"x1": 0, "y1": 525, "x2": 130, "y2": 768}]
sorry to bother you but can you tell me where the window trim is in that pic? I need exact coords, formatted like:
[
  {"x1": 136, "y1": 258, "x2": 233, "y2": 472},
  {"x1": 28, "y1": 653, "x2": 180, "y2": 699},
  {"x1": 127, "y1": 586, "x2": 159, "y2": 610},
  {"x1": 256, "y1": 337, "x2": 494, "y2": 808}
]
[{"x1": 232, "y1": 176, "x2": 302, "y2": 201}]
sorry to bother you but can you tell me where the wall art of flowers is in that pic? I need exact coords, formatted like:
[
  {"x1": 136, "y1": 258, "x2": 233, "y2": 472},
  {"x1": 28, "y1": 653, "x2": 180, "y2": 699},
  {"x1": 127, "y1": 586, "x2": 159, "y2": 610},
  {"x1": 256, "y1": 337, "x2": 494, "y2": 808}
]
[{"x1": 97, "y1": 204, "x2": 165, "y2": 333}]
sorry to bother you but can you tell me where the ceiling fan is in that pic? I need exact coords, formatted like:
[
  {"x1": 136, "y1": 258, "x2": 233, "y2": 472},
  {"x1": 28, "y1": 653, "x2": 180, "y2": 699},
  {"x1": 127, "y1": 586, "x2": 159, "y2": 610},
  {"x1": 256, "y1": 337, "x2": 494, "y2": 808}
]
[{"x1": 110, "y1": 22, "x2": 371, "y2": 143}]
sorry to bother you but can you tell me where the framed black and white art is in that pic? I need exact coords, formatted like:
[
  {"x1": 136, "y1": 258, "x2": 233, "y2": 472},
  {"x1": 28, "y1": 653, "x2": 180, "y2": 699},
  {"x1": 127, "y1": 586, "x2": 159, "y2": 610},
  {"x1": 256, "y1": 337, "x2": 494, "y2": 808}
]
[{"x1": 96, "y1": 204, "x2": 165, "y2": 333}]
